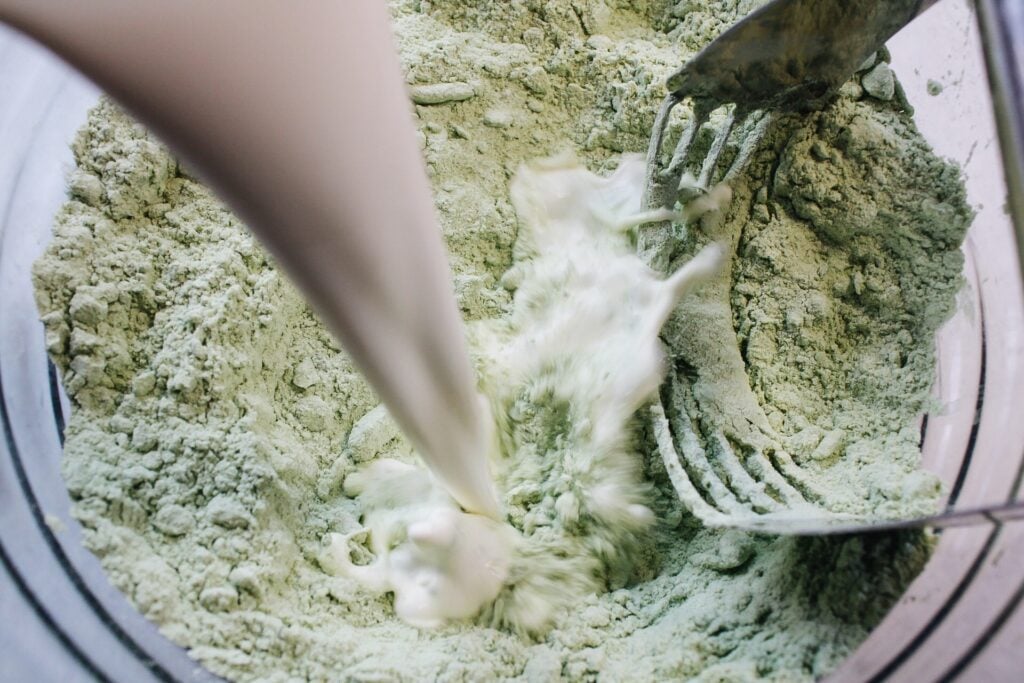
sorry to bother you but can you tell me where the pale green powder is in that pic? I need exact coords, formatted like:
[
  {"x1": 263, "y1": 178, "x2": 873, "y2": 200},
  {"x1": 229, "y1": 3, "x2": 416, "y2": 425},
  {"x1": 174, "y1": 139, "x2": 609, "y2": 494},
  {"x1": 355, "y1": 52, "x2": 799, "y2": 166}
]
[{"x1": 32, "y1": 1, "x2": 969, "y2": 681}]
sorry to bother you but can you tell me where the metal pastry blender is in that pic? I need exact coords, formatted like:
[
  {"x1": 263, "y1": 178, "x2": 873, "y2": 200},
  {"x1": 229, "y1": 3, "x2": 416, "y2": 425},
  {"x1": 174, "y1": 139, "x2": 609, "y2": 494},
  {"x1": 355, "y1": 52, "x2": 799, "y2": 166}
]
[{"x1": 643, "y1": 0, "x2": 1024, "y2": 534}]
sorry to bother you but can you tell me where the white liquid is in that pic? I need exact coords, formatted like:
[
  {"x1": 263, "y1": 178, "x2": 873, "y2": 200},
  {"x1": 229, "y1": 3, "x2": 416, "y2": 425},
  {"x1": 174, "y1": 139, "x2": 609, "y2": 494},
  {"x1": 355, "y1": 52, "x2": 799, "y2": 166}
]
[{"x1": 330, "y1": 154, "x2": 728, "y2": 628}]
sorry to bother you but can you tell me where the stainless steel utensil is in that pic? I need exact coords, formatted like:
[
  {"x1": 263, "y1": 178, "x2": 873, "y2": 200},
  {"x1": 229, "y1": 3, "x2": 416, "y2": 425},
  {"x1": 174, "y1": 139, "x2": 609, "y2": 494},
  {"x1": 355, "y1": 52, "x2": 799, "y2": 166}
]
[
  {"x1": 643, "y1": 0, "x2": 938, "y2": 209},
  {"x1": 642, "y1": 0, "x2": 1024, "y2": 535}
]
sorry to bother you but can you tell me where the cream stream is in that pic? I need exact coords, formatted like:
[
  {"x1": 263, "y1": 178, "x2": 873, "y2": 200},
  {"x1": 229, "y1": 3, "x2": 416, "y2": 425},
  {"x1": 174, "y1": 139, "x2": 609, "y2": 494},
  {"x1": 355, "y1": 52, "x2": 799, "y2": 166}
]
[{"x1": 0, "y1": 0, "x2": 501, "y2": 518}]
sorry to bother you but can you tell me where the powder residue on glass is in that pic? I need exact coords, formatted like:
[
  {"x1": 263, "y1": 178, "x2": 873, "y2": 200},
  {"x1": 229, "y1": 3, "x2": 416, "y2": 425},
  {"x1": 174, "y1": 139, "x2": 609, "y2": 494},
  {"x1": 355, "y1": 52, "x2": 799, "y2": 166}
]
[{"x1": 32, "y1": 1, "x2": 971, "y2": 680}]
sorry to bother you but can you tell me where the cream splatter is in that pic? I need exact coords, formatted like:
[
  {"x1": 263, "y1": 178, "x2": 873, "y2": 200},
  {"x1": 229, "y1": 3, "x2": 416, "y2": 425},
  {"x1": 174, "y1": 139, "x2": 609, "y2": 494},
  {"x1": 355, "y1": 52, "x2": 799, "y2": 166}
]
[{"x1": 333, "y1": 154, "x2": 728, "y2": 630}]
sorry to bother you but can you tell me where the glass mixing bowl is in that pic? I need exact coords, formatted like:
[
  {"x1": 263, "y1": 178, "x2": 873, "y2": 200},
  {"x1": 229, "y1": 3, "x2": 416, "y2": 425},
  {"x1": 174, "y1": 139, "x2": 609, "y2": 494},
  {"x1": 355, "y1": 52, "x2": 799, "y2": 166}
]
[{"x1": 1, "y1": 1, "x2": 1021, "y2": 680}]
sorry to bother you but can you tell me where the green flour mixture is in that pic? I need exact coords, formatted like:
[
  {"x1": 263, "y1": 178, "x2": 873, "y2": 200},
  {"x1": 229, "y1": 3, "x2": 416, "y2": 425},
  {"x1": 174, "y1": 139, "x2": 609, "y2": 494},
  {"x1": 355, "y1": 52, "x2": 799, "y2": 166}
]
[{"x1": 32, "y1": 1, "x2": 971, "y2": 680}]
